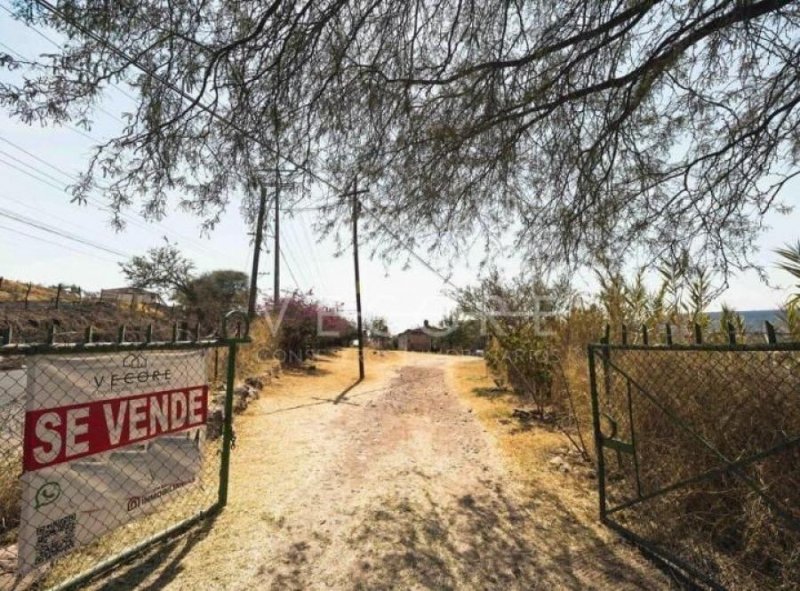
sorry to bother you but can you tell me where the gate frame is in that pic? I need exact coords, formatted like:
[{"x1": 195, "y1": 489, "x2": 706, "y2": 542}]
[
  {"x1": 588, "y1": 335, "x2": 800, "y2": 591},
  {"x1": 0, "y1": 310, "x2": 250, "y2": 591}
]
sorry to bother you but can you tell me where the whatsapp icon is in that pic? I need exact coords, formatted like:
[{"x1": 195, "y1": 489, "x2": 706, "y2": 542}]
[{"x1": 35, "y1": 482, "x2": 61, "y2": 510}]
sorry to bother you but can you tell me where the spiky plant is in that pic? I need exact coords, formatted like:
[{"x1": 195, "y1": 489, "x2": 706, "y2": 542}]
[
  {"x1": 781, "y1": 302, "x2": 800, "y2": 340},
  {"x1": 775, "y1": 241, "x2": 800, "y2": 305},
  {"x1": 719, "y1": 304, "x2": 747, "y2": 341},
  {"x1": 686, "y1": 266, "x2": 713, "y2": 328},
  {"x1": 657, "y1": 251, "x2": 689, "y2": 323}
]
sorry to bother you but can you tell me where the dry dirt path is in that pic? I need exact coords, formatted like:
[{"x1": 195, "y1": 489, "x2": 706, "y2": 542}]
[{"x1": 91, "y1": 351, "x2": 670, "y2": 590}]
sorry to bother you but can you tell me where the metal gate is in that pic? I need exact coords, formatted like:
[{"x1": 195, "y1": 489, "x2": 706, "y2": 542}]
[
  {"x1": 0, "y1": 312, "x2": 249, "y2": 590},
  {"x1": 588, "y1": 333, "x2": 800, "y2": 590}
]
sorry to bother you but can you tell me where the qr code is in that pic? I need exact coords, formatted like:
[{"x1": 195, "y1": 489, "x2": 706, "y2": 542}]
[{"x1": 34, "y1": 514, "x2": 76, "y2": 565}]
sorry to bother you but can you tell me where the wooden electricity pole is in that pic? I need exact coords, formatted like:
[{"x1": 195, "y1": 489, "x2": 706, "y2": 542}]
[
  {"x1": 351, "y1": 177, "x2": 368, "y2": 381},
  {"x1": 273, "y1": 166, "x2": 281, "y2": 309},
  {"x1": 247, "y1": 183, "x2": 268, "y2": 319}
]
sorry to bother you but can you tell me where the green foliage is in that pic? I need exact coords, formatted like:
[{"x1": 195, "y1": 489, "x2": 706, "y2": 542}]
[
  {"x1": 3, "y1": 2, "x2": 796, "y2": 271},
  {"x1": 596, "y1": 254, "x2": 715, "y2": 340},
  {"x1": 776, "y1": 241, "x2": 800, "y2": 305},
  {"x1": 458, "y1": 270, "x2": 570, "y2": 411},
  {"x1": 120, "y1": 240, "x2": 194, "y2": 300},
  {"x1": 718, "y1": 303, "x2": 746, "y2": 341},
  {"x1": 179, "y1": 270, "x2": 249, "y2": 326},
  {"x1": 120, "y1": 243, "x2": 248, "y2": 330},
  {"x1": 782, "y1": 303, "x2": 800, "y2": 340},
  {"x1": 438, "y1": 313, "x2": 484, "y2": 353}
]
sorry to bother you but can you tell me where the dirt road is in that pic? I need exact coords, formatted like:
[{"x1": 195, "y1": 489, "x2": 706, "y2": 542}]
[{"x1": 91, "y1": 351, "x2": 670, "y2": 590}]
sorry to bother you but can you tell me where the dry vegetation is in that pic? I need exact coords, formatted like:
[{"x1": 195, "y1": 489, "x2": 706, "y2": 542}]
[
  {"x1": 483, "y1": 316, "x2": 800, "y2": 590},
  {"x1": 0, "y1": 278, "x2": 176, "y2": 343},
  {"x1": 70, "y1": 349, "x2": 667, "y2": 591},
  {"x1": 600, "y1": 349, "x2": 800, "y2": 590}
]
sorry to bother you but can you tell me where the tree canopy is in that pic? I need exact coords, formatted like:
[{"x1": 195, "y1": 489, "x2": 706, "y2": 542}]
[
  {"x1": 120, "y1": 242, "x2": 248, "y2": 325},
  {"x1": 2, "y1": 0, "x2": 798, "y2": 272}
]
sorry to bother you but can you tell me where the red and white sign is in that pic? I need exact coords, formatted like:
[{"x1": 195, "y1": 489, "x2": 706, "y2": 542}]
[
  {"x1": 18, "y1": 350, "x2": 209, "y2": 574},
  {"x1": 23, "y1": 385, "x2": 208, "y2": 471}
]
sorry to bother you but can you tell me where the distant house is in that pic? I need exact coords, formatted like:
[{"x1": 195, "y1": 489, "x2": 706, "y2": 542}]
[
  {"x1": 100, "y1": 287, "x2": 160, "y2": 306},
  {"x1": 397, "y1": 320, "x2": 441, "y2": 352},
  {"x1": 368, "y1": 333, "x2": 393, "y2": 350}
]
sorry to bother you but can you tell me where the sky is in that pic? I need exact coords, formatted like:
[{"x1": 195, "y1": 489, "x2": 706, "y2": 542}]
[{"x1": 0, "y1": 9, "x2": 798, "y2": 334}]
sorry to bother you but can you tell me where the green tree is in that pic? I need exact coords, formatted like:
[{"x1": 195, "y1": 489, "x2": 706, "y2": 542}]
[
  {"x1": 120, "y1": 241, "x2": 194, "y2": 301},
  {"x1": 180, "y1": 270, "x2": 249, "y2": 326},
  {"x1": 121, "y1": 244, "x2": 248, "y2": 328},
  {"x1": 2, "y1": 1, "x2": 796, "y2": 272}
]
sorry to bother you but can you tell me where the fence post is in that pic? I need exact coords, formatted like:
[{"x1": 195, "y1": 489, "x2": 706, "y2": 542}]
[
  {"x1": 55, "y1": 283, "x2": 63, "y2": 309},
  {"x1": 727, "y1": 322, "x2": 737, "y2": 346},
  {"x1": 25, "y1": 282, "x2": 32, "y2": 309},
  {"x1": 665, "y1": 323, "x2": 673, "y2": 345},
  {"x1": 1, "y1": 326, "x2": 11, "y2": 345},
  {"x1": 765, "y1": 321, "x2": 777, "y2": 345},
  {"x1": 218, "y1": 341, "x2": 238, "y2": 508},
  {"x1": 587, "y1": 345, "x2": 607, "y2": 521},
  {"x1": 601, "y1": 327, "x2": 612, "y2": 405}
]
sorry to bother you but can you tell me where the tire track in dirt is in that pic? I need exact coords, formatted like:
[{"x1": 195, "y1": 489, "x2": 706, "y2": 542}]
[
  {"x1": 90, "y1": 353, "x2": 672, "y2": 590},
  {"x1": 253, "y1": 361, "x2": 670, "y2": 590}
]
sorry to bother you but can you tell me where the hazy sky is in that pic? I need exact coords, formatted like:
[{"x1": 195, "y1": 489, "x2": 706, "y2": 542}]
[{"x1": 0, "y1": 9, "x2": 798, "y2": 334}]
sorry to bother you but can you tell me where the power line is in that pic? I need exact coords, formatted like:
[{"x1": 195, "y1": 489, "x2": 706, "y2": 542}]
[
  {"x1": 0, "y1": 134, "x2": 226, "y2": 259},
  {"x1": 278, "y1": 248, "x2": 302, "y2": 291},
  {"x1": 0, "y1": 206, "x2": 129, "y2": 258},
  {"x1": 0, "y1": 221, "x2": 120, "y2": 264},
  {"x1": 0, "y1": 136, "x2": 76, "y2": 182},
  {"x1": 0, "y1": 192, "x2": 97, "y2": 236},
  {"x1": 0, "y1": 2, "x2": 138, "y2": 104},
  {"x1": 0, "y1": 155, "x2": 67, "y2": 192},
  {"x1": 0, "y1": 147, "x2": 71, "y2": 187},
  {"x1": 26, "y1": 0, "x2": 470, "y2": 306}
]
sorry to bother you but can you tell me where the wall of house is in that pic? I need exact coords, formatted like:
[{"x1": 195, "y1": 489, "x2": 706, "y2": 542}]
[{"x1": 399, "y1": 332, "x2": 432, "y2": 352}]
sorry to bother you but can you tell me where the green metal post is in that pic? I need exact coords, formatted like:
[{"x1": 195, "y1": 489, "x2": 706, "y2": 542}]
[
  {"x1": 588, "y1": 346, "x2": 607, "y2": 520},
  {"x1": 218, "y1": 341, "x2": 238, "y2": 507}
]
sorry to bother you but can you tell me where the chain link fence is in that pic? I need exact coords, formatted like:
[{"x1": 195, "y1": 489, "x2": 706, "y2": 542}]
[
  {"x1": 0, "y1": 316, "x2": 246, "y2": 590},
  {"x1": 589, "y1": 341, "x2": 800, "y2": 590}
]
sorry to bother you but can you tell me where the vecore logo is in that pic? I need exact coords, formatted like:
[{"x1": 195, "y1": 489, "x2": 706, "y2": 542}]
[
  {"x1": 122, "y1": 354, "x2": 148, "y2": 369},
  {"x1": 92, "y1": 353, "x2": 171, "y2": 391}
]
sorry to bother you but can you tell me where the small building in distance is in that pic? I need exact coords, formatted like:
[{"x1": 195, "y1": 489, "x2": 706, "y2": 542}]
[
  {"x1": 100, "y1": 287, "x2": 160, "y2": 307},
  {"x1": 397, "y1": 320, "x2": 441, "y2": 352}
]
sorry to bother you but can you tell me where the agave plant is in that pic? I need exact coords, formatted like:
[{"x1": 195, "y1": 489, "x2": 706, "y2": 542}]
[{"x1": 775, "y1": 241, "x2": 800, "y2": 304}]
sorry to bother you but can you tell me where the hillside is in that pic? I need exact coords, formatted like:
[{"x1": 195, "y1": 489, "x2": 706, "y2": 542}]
[{"x1": 0, "y1": 278, "x2": 179, "y2": 343}]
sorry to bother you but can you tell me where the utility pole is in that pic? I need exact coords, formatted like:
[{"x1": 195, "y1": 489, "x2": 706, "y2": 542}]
[
  {"x1": 273, "y1": 165, "x2": 281, "y2": 309},
  {"x1": 247, "y1": 183, "x2": 268, "y2": 319},
  {"x1": 351, "y1": 177, "x2": 367, "y2": 381}
]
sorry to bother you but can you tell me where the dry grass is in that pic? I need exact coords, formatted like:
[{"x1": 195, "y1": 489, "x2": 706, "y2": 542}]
[
  {"x1": 599, "y1": 349, "x2": 800, "y2": 590},
  {"x1": 446, "y1": 357, "x2": 598, "y2": 519},
  {"x1": 0, "y1": 453, "x2": 20, "y2": 545},
  {"x1": 0, "y1": 280, "x2": 78, "y2": 304},
  {"x1": 74, "y1": 349, "x2": 669, "y2": 591}
]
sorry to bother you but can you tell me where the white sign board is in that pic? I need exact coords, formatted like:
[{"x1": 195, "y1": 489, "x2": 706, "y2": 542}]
[{"x1": 18, "y1": 350, "x2": 208, "y2": 573}]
